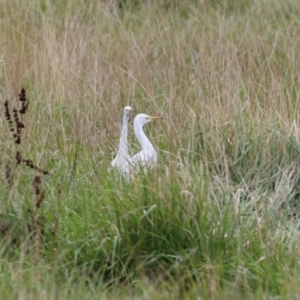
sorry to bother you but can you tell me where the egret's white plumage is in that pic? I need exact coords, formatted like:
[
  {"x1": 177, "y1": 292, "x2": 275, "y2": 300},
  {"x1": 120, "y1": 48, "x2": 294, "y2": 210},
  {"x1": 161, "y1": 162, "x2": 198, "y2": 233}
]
[
  {"x1": 124, "y1": 113, "x2": 162, "y2": 174},
  {"x1": 110, "y1": 106, "x2": 133, "y2": 170}
]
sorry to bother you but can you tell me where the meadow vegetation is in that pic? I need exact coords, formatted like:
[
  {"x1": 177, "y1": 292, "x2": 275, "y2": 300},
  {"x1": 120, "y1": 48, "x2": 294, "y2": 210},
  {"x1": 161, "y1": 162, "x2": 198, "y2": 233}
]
[{"x1": 1, "y1": 0, "x2": 300, "y2": 298}]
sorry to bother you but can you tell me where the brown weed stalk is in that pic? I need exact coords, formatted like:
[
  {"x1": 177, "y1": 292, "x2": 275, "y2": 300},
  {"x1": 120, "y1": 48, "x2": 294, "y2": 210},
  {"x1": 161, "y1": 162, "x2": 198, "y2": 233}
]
[
  {"x1": 4, "y1": 88, "x2": 28, "y2": 145},
  {"x1": 30, "y1": 175, "x2": 46, "y2": 260},
  {"x1": 2, "y1": 89, "x2": 50, "y2": 250},
  {"x1": 4, "y1": 88, "x2": 50, "y2": 182}
]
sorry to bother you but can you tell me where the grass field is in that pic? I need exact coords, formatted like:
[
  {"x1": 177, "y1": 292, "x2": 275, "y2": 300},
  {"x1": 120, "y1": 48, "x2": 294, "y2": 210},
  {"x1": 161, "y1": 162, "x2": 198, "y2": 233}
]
[{"x1": 1, "y1": 0, "x2": 300, "y2": 298}]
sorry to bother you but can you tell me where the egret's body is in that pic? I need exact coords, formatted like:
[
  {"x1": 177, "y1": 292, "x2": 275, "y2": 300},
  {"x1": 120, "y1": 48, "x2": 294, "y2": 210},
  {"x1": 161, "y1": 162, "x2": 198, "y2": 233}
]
[
  {"x1": 110, "y1": 106, "x2": 133, "y2": 170},
  {"x1": 124, "y1": 113, "x2": 162, "y2": 174}
]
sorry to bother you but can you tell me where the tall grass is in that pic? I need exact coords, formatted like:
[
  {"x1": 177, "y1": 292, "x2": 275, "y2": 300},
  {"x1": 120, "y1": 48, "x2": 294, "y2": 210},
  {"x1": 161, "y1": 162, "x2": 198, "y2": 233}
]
[{"x1": 1, "y1": 0, "x2": 300, "y2": 298}]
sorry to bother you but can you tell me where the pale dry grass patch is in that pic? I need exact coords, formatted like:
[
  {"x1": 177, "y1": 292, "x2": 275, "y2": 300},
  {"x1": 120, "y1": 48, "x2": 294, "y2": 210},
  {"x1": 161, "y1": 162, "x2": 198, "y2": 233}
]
[
  {"x1": 1, "y1": 0, "x2": 300, "y2": 214},
  {"x1": 1, "y1": 0, "x2": 298, "y2": 160}
]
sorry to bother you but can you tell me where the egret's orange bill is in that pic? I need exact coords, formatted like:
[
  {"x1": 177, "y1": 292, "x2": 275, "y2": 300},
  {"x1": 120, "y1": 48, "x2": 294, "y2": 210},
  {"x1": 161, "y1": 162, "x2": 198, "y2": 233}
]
[{"x1": 147, "y1": 116, "x2": 163, "y2": 120}]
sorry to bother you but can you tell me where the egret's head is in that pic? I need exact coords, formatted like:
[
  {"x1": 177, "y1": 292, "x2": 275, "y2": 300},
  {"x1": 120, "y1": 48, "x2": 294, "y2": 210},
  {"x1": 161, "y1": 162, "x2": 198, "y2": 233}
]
[
  {"x1": 124, "y1": 106, "x2": 133, "y2": 115},
  {"x1": 134, "y1": 113, "x2": 163, "y2": 127}
]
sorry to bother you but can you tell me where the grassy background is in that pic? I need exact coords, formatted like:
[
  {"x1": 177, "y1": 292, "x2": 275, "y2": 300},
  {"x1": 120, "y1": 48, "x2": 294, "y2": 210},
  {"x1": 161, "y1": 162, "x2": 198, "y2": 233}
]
[{"x1": 1, "y1": 0, "x2": 300, "y2": 298}]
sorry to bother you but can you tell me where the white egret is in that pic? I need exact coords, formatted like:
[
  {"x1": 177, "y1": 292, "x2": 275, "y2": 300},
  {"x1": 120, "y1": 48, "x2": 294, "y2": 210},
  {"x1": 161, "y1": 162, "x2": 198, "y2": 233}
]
[
  {"x1": 124, "y1": 113, "x2": 162, "y2": 174},
  {"x1": 110, "y1": 106, "x2": 133, "y2": 170}
]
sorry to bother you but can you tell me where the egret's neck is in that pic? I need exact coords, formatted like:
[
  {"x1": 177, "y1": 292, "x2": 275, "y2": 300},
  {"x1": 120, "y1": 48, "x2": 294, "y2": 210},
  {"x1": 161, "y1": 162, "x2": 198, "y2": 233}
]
[
  {"x1": 134, "y1": 123, "x2": 155, "y2": 154},
  {"x1": 119, "y1": 114, "x2": 129, "y2": 155}
]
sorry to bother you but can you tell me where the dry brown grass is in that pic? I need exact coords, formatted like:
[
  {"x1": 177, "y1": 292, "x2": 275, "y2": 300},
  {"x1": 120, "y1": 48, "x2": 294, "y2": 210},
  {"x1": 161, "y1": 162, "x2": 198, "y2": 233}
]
[{"x1": 1, "y1": 1, "x2": 299, "y2": 164}]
